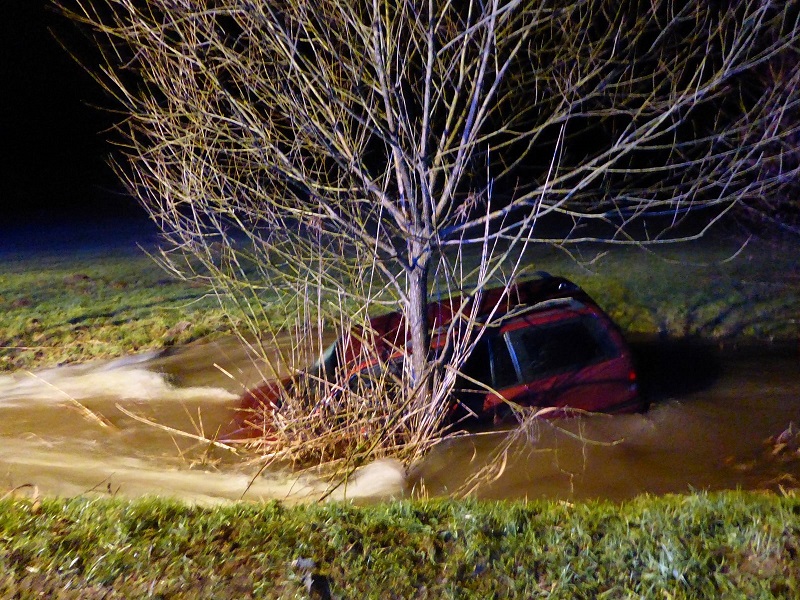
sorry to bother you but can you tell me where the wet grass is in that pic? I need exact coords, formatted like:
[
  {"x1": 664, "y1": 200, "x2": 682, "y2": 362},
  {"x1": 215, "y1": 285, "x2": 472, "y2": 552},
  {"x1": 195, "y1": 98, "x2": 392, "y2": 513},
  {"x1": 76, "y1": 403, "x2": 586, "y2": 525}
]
[
  {"x1": 522, "y1": 236, "x2": 800, "y2": 342},
  {"x1": 0, "y1": 250, "x2": 256, "y2": 372},
  {"x1": 1, "y1": 492, "x2": 798, "y2": 598}
]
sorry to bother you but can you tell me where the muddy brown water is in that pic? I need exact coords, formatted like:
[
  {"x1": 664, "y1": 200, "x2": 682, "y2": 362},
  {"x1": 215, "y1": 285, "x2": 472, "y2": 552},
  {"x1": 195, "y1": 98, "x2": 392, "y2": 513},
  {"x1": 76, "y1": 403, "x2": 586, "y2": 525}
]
[{"x1": 1, "y1": 336, "x2": 798, "y2": 504}]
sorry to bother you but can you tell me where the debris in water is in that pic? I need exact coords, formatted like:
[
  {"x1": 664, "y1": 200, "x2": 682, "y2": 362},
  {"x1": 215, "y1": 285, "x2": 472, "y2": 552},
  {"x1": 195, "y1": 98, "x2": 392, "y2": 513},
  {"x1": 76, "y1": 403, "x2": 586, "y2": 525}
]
[{"x1": 764, "y1": 422, "x2": 799, "y2": 462}]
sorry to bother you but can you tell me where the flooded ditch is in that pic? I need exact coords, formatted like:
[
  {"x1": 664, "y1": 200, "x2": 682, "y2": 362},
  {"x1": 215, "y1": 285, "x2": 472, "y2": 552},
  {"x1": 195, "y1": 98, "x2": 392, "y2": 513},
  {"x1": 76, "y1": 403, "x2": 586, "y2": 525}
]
[{"x1": 1, "y1": 336, "x2": 798, "y2": 504}]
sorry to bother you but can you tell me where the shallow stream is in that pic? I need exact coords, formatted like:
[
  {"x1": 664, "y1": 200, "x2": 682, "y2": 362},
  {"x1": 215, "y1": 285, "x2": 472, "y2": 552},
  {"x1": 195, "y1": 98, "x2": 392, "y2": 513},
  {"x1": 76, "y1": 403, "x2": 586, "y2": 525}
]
[{"x1": 1, "y1": 336, "x2": 798, "y2": 504}]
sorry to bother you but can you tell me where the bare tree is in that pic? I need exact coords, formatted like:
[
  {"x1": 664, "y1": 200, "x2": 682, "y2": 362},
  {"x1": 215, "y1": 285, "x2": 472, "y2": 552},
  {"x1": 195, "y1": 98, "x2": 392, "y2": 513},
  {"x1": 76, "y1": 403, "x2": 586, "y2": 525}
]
[
  {"x1": 60, "y1": 0, "x2": 799, "y2": 467},
  {"x1": 732, "y1": 47, "x2": 800, "y2": 236}
]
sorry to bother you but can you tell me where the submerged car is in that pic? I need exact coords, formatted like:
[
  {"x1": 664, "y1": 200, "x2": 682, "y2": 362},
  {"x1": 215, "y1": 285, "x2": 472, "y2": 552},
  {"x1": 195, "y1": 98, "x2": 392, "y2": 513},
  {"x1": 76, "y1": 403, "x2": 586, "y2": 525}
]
[{"x1": 225, "y1": 274, "x2": 642, "y2": 439}]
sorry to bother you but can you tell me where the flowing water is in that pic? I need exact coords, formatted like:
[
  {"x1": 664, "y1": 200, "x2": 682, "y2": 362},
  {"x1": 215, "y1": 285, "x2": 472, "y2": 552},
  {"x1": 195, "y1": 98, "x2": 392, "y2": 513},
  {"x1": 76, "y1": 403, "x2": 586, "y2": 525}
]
[
  {"x1": 413, "y1": 341, "x2": 800, "y2": 501},
  {"x1": 1, "y1": 335, "x2": 798, "y2": 504}
]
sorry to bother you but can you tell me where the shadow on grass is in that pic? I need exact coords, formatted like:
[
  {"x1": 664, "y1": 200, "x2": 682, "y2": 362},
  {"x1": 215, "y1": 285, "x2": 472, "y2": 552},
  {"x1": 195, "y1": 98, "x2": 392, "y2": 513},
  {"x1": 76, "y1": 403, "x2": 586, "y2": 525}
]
[
  {"x1": 64, "y1": 292, "x2": 213, "y2": 327},
  {"x1": 676, "y1": 284, "x2": 799, "y2": 340}
]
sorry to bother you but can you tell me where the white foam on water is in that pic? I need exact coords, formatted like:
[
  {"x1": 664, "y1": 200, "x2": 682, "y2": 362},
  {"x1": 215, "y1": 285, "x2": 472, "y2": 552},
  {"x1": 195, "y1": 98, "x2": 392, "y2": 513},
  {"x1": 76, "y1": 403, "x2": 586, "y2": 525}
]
[
  {"x1": 1, "y1": 437, "x2": 407, "y2": 505},
  {"x1": 0, "y1": 362, "x2": 238, "y2": 407},
  {"x1": 318, "y1": 459, "x2": 408, "y2": 502},
  {"x1": 0, "y1": 357, "x2": 408, "y2": 504}
]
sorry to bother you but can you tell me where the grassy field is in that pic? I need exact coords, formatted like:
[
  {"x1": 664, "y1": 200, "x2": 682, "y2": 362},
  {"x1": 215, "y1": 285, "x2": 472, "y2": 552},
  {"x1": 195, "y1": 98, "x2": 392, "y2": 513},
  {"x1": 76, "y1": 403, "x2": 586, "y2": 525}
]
[
  {"x1": 0, "y1": 249, "x2": 232, "y2": 372},
  {"x1": 1, "y1": 492, "x2": 798, "y2": 598}
]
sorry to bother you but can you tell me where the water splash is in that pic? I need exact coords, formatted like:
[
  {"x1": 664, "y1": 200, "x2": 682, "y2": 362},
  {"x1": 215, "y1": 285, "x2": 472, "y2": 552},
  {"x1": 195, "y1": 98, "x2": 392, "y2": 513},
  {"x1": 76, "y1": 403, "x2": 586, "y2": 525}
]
[
  {"x1": 0, "y1": 356, "x2": 407, "y2": 504},
  {"x1": 0, "y1": 360, "x2": 238, "y2": 407}
]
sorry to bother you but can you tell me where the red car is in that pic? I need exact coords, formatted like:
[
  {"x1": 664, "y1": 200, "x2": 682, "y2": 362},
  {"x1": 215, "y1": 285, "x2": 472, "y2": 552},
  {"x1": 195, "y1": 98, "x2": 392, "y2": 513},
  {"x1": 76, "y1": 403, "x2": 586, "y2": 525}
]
[{"x1": 226, "y1": 274, "x2": 642, "y2": 439}]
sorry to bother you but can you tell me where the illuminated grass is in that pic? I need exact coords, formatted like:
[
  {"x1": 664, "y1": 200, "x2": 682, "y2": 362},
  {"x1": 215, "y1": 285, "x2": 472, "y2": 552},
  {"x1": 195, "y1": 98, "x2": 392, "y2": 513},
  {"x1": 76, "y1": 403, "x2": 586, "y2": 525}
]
[
  {"x1": 0, "y1": 251, "x2": 265, "y2": 372},
  {"x1": 0, "y1": 492, "x2": 798, "y2": 598}
]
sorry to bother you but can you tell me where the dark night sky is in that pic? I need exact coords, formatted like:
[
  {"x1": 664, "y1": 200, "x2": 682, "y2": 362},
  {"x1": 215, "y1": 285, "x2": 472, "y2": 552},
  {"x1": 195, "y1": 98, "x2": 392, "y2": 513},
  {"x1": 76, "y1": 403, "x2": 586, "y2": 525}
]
[
  {"x1": 2, "y1": 2, "x2": 149, "y2": 250},
  {"x1": 2, "y1": 3, "x2": 783, "y2": 252}
]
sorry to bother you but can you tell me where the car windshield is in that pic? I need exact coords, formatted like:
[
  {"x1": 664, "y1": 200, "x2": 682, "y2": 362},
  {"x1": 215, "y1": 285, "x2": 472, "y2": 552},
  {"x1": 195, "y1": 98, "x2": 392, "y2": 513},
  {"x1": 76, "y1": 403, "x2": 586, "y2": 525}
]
[{"x1": 507, "y1": 315, "x2": 620, "y2": 381}]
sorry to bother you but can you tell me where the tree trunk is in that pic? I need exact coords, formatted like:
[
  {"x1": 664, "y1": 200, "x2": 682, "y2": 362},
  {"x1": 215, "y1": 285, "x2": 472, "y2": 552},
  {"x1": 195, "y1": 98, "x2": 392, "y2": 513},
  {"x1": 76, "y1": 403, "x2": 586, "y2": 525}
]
[{"x1": 406, "y1": 255, "x2": 431, "y2": 406}]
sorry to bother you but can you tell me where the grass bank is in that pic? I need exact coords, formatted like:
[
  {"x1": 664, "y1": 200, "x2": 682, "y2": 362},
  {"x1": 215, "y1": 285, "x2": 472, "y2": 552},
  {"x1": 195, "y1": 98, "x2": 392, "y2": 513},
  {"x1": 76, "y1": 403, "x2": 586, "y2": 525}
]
[
  {"x1": 2, "y1": 236, "x2": 798, "y2": 373},
  {"x1": 0, "y1": 250, "x2": 234, "y2": 372},
  {"x1": 2, "y1": 492, "x2": 798, "y2": 598}
]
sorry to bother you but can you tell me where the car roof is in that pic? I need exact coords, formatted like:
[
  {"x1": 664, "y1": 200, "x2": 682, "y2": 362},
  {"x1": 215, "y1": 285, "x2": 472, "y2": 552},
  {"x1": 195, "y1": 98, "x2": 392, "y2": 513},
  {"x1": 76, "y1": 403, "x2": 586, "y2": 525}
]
[{"x1": 348, "y1": 274, "x2": 594, "y2": 360}]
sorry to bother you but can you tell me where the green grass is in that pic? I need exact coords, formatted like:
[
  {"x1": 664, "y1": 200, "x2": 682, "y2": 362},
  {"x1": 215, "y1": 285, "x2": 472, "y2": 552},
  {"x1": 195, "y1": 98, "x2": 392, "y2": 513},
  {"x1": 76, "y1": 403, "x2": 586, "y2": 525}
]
[
  {"x1": 511, "y1": 238, "x2": 800, "y2": 341},
  {"x1": 0, "y1": 251, "x2": 241, "y2": 372},
  {"x1": 571, "y1": 243, "x2": 800, "y2": 341},
  {"x1": 1, "y1": 492, "x2": 798, "y2": 598}
]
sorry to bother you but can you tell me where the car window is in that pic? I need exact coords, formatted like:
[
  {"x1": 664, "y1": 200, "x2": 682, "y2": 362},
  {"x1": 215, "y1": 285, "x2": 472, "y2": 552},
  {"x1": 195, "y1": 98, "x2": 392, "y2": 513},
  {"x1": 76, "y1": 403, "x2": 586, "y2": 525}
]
[
  {"x1": 349, "y1": 360, "x2": 402, "y2": 391},
  {"x1": 308, "y1": 340, "x2": 340, "y2": 382},
  {"x1": 460, "y1": 337, "x2": 492, "y2": 388},
  {"x1": 505, "y1": 315, "x2": 619, "y2": 381},
  {"x1": 460, "y1": 335, "x2": 519, "y2": 391},
  {"x1": 490, "y1": 335, "x2": 518, "y2": 389}
]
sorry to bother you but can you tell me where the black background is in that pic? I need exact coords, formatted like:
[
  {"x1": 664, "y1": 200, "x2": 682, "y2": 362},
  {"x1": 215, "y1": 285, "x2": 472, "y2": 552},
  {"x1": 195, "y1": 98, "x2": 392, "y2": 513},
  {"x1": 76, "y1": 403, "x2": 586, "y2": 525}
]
[{"x1": 2, "y1": 1, "x2": 145, "y2": 242}]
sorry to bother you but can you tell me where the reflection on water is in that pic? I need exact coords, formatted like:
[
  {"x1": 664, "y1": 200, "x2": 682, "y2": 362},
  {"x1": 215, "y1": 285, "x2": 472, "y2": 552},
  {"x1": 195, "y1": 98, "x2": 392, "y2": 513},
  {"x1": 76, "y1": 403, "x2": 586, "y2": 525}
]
[{"x1": 1, "y1": 337, "x2": 798, "y2": 504}]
